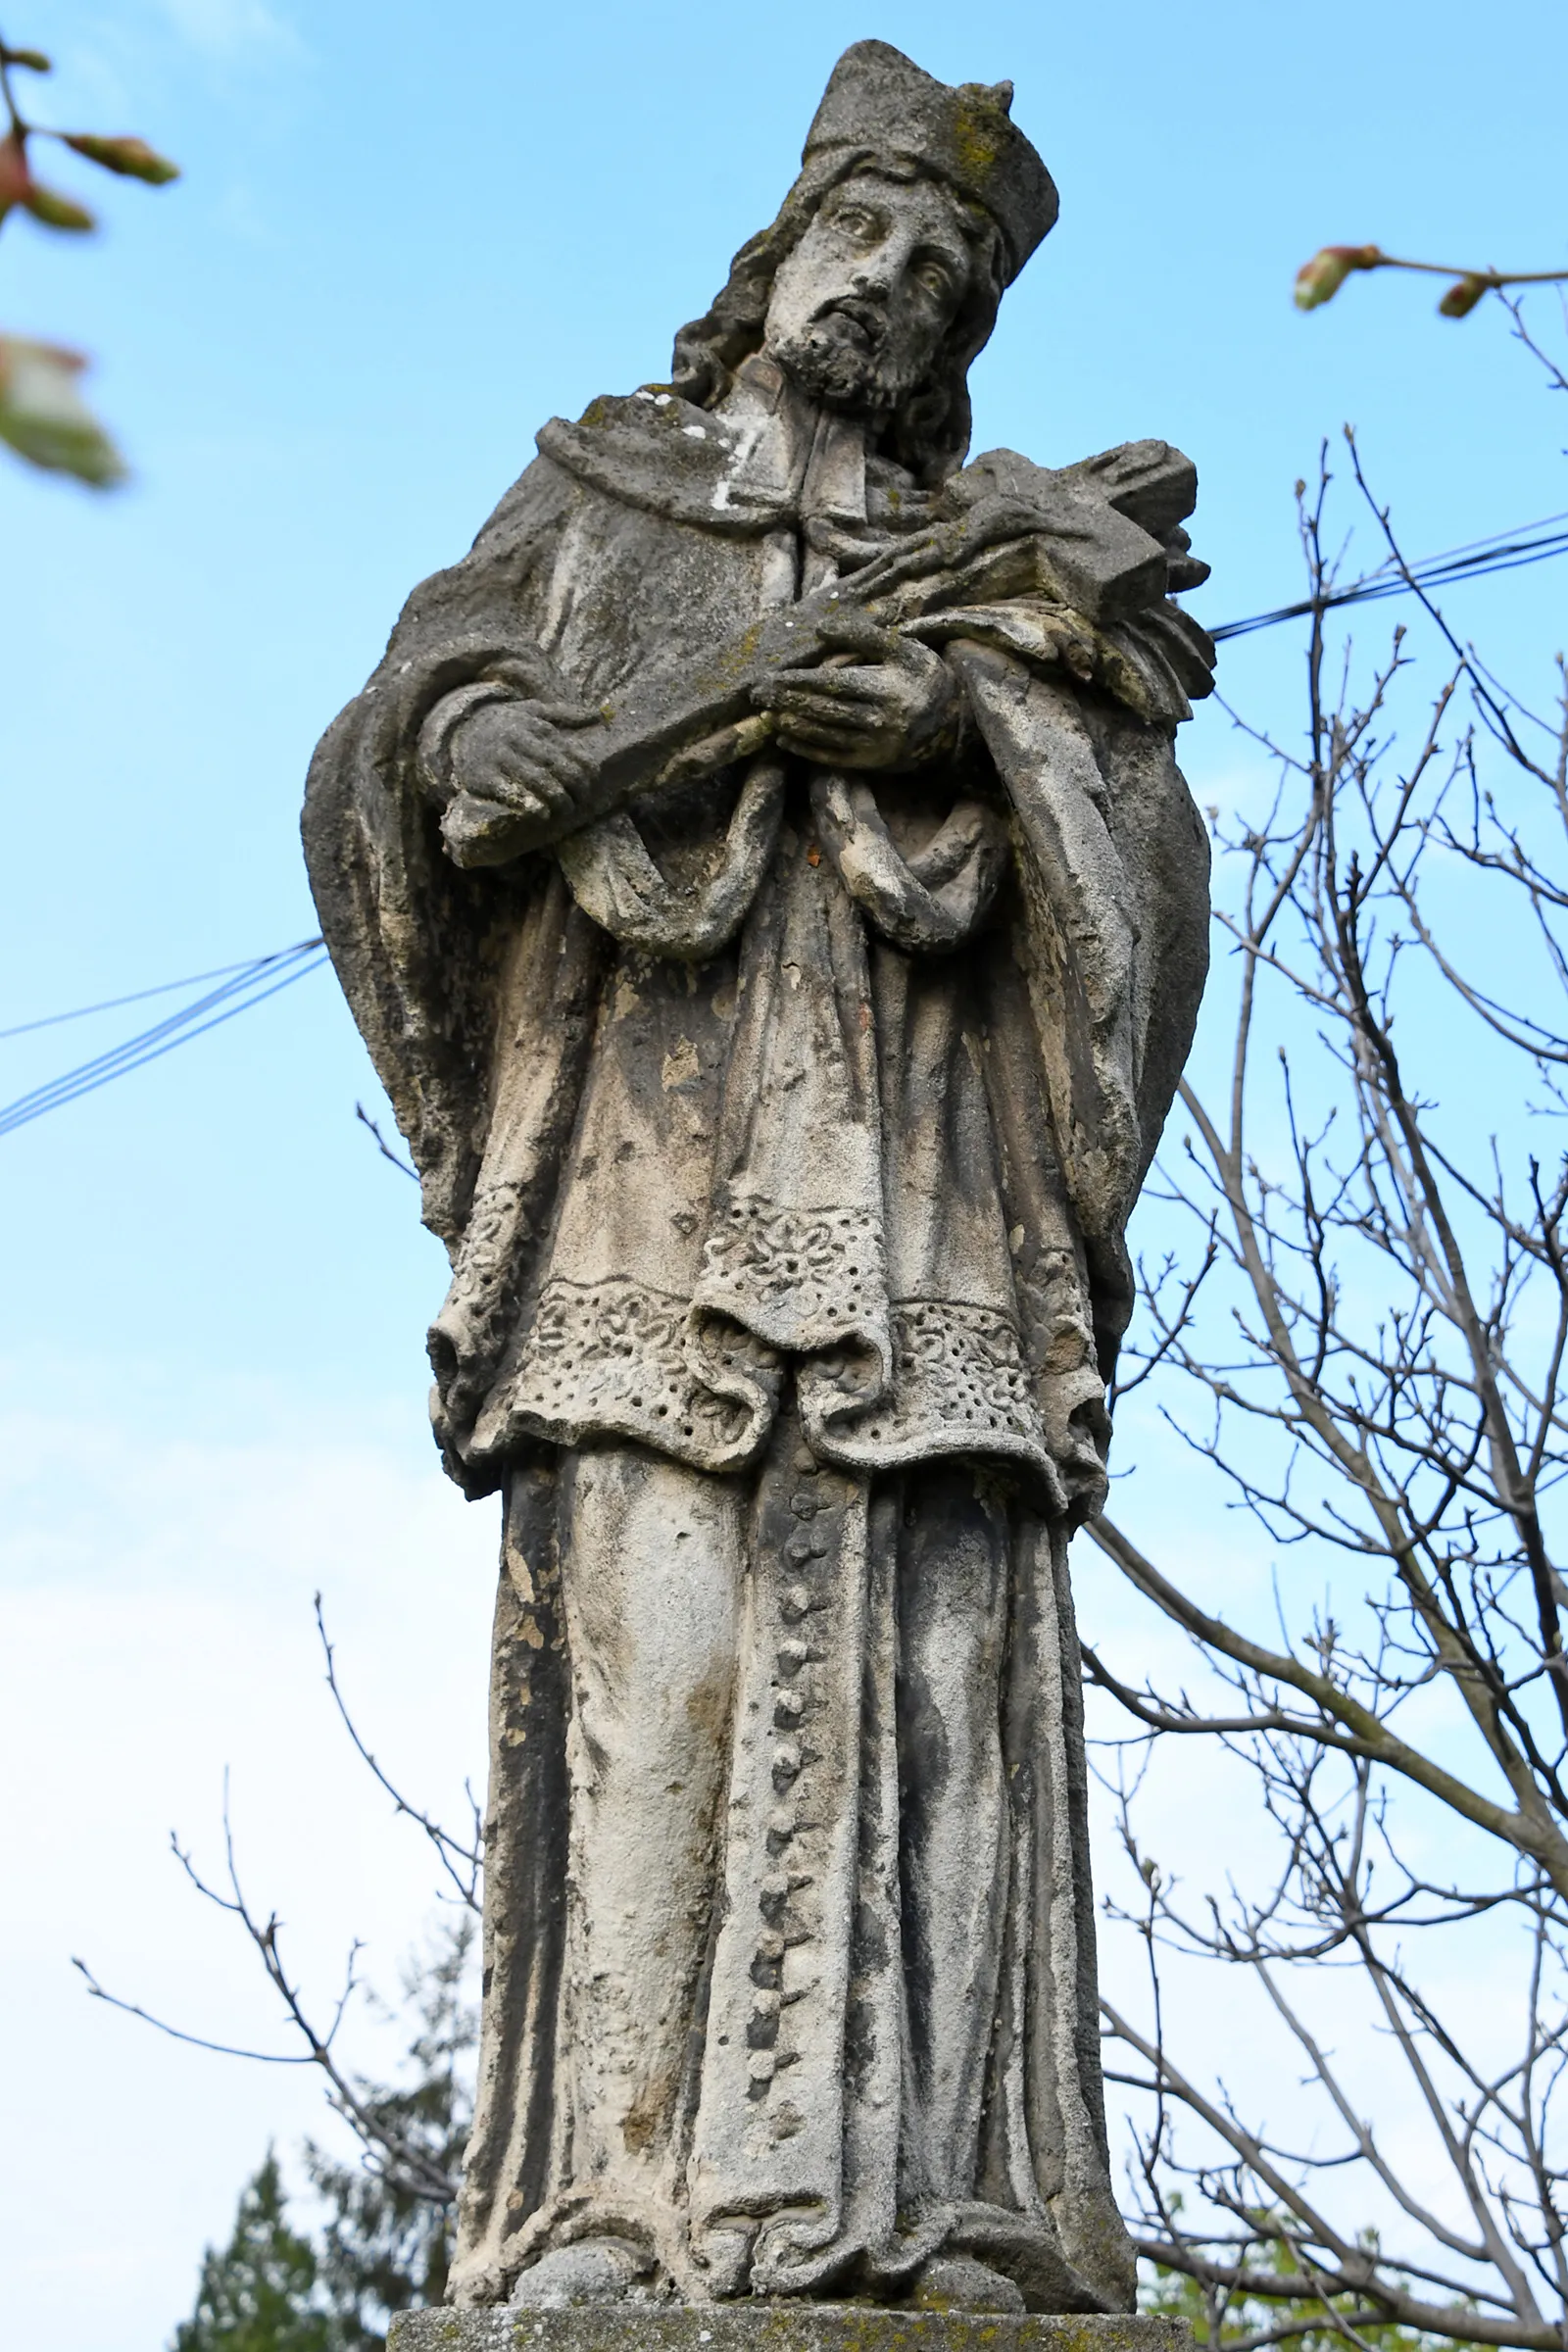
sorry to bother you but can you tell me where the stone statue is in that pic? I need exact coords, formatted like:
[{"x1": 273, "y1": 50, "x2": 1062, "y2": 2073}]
[{"x1": 304, "y1": 38, "x2": 1212, "y2": 2326}]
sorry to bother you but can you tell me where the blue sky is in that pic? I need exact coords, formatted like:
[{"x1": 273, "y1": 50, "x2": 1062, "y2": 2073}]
[{"x1": 2, "y1": 2, "x2": 1566, "y2": 2344}]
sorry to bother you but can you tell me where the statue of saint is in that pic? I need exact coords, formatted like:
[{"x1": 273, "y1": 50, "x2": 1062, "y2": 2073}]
[{"x1": 305, "y1": 38, "x2": 1211, "y2": 2321}]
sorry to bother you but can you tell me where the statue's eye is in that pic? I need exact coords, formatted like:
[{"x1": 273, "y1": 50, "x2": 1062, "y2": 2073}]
[
  {"x1": 833, "y1": 206, "x2": 877, "y2": 241},
  {"x1": 917, "y1": 263, "x2": 954, "y2": 300}
]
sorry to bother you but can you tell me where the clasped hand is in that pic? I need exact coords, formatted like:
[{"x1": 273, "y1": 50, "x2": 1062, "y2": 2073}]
[
  {"x1": 751, "y1": 611, "x2": 956, "y2": 771},
  {"x1": 441, "y1": 611, "x2": 956, "y2": 866},
  {"x1": 446, "y1": 694, "x2": 603, "y2": 837}
]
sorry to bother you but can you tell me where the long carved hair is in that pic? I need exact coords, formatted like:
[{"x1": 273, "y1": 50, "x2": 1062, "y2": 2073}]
[{"x1": 669, "y1": 153, "x2": 1007, "y2": 490}]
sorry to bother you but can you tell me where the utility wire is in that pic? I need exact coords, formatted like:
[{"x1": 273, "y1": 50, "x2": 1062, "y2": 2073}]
[
  {"x1": 4, "y1": 506, "x2": 1565, "y2": 1138},
  {"x1": 0, "y1": 940, "x2": 327, "y2": 1138},
  {"x1": 1209, "y1": 511, "x2": 1568, "y2": 642},
  {"x1": 0, "y1": 947, "x2": 320, "y2": 1041}
]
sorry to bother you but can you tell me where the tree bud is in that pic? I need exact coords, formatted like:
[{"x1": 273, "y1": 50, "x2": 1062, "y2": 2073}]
[
  {"x1": 1293, "y1": 244, "x2": 1383, "y2": 311},
  {"x1": 0, "y1": 46, "x2": 51, "y2": 71},
  {"x1": 1437, "y1": 273, "x2": 1489, "y2": 318},
  {"x1": 24, "y1": 183, "x2": 96, "y2": 231},
  {"x1": 62, "y1": 131, "x2": 179, "y2": 184}
]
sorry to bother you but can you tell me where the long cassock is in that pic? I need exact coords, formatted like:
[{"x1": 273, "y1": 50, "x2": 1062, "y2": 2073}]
[{"x1": 303, "y1": 352, "x2": 1212, "y2": 2313}]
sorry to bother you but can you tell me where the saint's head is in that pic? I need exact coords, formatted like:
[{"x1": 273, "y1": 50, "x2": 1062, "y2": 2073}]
[{"x1": 672, "y1": 40, "x2": 1057, "y2": 487}]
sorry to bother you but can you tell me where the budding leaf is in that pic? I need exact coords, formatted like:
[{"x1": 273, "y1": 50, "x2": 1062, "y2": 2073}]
[
  {"x1": 1294, "y1": 243, "x2": 1382, "y2": 311},
  {"x1": 0, "y1": 129, "x2": 30, "y2": 216},
  {"x1": 1, "y1": 46, "x2": 51, "y2": 71},
  {"x1": 23, "y1": 183, "x2": 96, "y2": 231},
  {"x1": 62, "y1": 131, "x2": 179, "y2": 185},
  {"x1": 0, "y1": 335, "x2": 125, "y2": 486},
  {"x1": 1438, "y1": 272, "x2": 1489, "y2": 318}
]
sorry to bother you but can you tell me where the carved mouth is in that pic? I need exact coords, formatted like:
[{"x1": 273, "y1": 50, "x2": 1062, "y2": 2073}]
[{"x1": 815, "y1": 298, "x2": 884, "y2": 351}]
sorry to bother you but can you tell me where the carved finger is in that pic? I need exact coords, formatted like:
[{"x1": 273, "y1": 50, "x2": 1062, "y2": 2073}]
[
  {"x1": 755, "y1": 668, "x2": 886, "y2": 707},
  {"x1": 793, "y1": 738, "x2": 894, "y2": 770},
  {"x1": 530, "y1": 697, "x2": 603, "y2": 731},
  {"x1": 450, "y1": 787, "x2": 548, "y2": 835},
  {"x1": 754, "y1": 673, "x2": 827, "y2": 707},
  {"x1": 777, "y1": 727, "x2": 880, "y2": 762},
  {"x1": 815, "y1": 610, "x2": 900, "y2": 661},
  {"x1": 491, "y1": 762, "x2": 572, "y2": 815},
  {"x1": 768, "y1": 663, "x2": 895, "y2": 702},
  {"x1": 780, "y1": 674, "x2": 895, "y2": 708},
  {"x1": 780, "y1": 701, "x2": 888, "y2": 738},
  {"x1": 771, "y1": 687, "x2": 887, "y2": 723},
  {"x1": 511, "y1": 733, "x2": 594, "y2": 788}
]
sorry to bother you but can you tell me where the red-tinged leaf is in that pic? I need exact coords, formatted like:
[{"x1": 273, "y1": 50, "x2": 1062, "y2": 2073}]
[
  {"x1": 0, "y1": 129, "x2": 30, "y2": 215},
  {"x1": 0, "y1": 45, "x2": 51, "y2": 71},
  {"x1": 23, "y1": 183, "x2": 96, "y2": 231},
  {"x1": 1294, "y1": 243, "x2": 1383, "y2": 311},
  {"x1": 1438, "y1": 272, "x2": 1489, "y2": 318},
  {"x1": 0, "y1": 334, "x2": 125, "y2": 486},
  {"x1": 62, "y1": 131, "x2": 179, "y2": 185},
  {"x1": 0, "y1": 332, "x2": 86, "y2": 381}
]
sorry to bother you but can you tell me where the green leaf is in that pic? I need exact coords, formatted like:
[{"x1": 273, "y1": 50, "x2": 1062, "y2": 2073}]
[
  {"x1": 0, "y1": 336, "x2": 125, "y2": 486},
  {"x1": 1, "y1": 46, "x2": 52, "y2": 72},
  {"x1": 62, "y1": 131, "x2": 179, "y2": 185},
  {"x1": 23, "y1": 183, "x2": 96, "y2": 231}
]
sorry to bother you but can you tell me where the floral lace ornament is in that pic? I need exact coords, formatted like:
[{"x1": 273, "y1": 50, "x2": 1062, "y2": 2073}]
[
  {"x1": 689, "y1": 1194, "x2": 893, "y2": 1405},
  {"x1": 800, "y1": 1298, "x2": 1066, "y2": 1510},
  {"x1": 477, "y1": 1273, "x2": 779, "y2": 1472}
]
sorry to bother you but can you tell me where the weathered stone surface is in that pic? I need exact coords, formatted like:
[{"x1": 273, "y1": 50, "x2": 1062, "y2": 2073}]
[
  {"x1": 390, "y1": 2313, "x2": 1193, "y2": 2352},
  {"x1": 305, "y1": 34, "x2": 1212, "y2": 2325}
]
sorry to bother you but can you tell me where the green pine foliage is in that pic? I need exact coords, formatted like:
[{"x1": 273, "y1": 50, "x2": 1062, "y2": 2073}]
[{"x1": 172, "y1": 2151, "x2": 337, "y2": 2352}]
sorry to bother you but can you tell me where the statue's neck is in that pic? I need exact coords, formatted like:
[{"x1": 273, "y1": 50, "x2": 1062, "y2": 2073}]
[{"x1": 717, "y1": 352, "x2": 868, "y2": 539}]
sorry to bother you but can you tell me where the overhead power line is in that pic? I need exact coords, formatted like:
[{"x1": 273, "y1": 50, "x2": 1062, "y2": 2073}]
[
  {"x1": 3, "y1": 504, "x2": 1565, "y2": 1139},
  {"x1": 0, "y1": 951, "x2": 312, "y2": 1042},
  {"x1": 0, "y1": 938, "x2": 327, "y2": 1138},
  {"x1": 1210, "y1": 511, "x2": 1568, "y2": 643}
]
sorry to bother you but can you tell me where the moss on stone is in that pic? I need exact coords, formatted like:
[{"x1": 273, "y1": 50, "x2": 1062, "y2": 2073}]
[{"x1": 388, "y1": 2309, "x2": 1193, "y2": 2352}]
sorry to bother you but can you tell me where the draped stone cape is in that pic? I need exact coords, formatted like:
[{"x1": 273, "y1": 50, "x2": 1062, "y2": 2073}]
[{"x1": 303, "y1": 380, "x2": 1212, "y2": 2311}]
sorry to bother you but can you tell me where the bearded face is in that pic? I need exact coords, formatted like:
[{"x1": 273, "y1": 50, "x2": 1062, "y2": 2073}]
[{"x1": 761, "y1": 170, "x2": 974, "y2": 414}]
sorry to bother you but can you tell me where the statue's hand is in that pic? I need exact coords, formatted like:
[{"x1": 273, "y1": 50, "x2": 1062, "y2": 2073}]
[
  {"x1": 446, "y1": 695, "x2": 603, "y2": 833},
  {"x1": 752, "y1": 612, "x2": 958, "y2": 772}
]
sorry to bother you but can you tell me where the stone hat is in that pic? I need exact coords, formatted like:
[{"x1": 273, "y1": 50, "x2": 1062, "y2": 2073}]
[{"x1": 803, "y1": 39, "x2": 1058, "y2": 281}]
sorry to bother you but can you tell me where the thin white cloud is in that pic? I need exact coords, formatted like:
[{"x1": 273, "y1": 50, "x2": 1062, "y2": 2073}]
[
  {"x1": 155, "y1": 0, "x2": 303, "y2": 61},
  {"x1": 0, "y1": 1363, "x2": 494, "y2": 2352}
]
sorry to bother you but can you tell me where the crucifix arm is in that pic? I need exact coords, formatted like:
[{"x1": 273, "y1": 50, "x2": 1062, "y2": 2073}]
[{"x1": 435, "y1": 479, "x2": 1175, "y2": 869}]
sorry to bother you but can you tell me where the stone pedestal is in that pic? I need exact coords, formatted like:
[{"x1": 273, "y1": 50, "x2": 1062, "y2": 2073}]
[{"x1": 389, "y1": 2311, "x2": 1191, "y2": 2352}]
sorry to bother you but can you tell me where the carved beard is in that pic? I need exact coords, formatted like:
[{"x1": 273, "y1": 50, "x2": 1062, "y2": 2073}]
[{"x1": 770, "y1": 304, "x2": 924, "y2": 415}]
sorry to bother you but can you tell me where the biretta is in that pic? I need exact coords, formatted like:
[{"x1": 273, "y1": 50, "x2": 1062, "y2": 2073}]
[{"x1": 803, "y1": 39, "x2": 1058, "y2": 282}]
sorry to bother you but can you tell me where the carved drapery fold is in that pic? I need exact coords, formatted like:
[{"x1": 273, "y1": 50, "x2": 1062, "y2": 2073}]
[{"x1": 555, "y1": 754, "x2": 787, "y2": 960}]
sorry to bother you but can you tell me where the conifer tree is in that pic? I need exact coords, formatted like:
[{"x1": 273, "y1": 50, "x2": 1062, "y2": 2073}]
[
  {"x1": 172, "y1": 2151, "x2": 335, "y2": 2352},
  {"x1": 169, "y1": 1920, "x2": 475, "y2": 2352}
]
